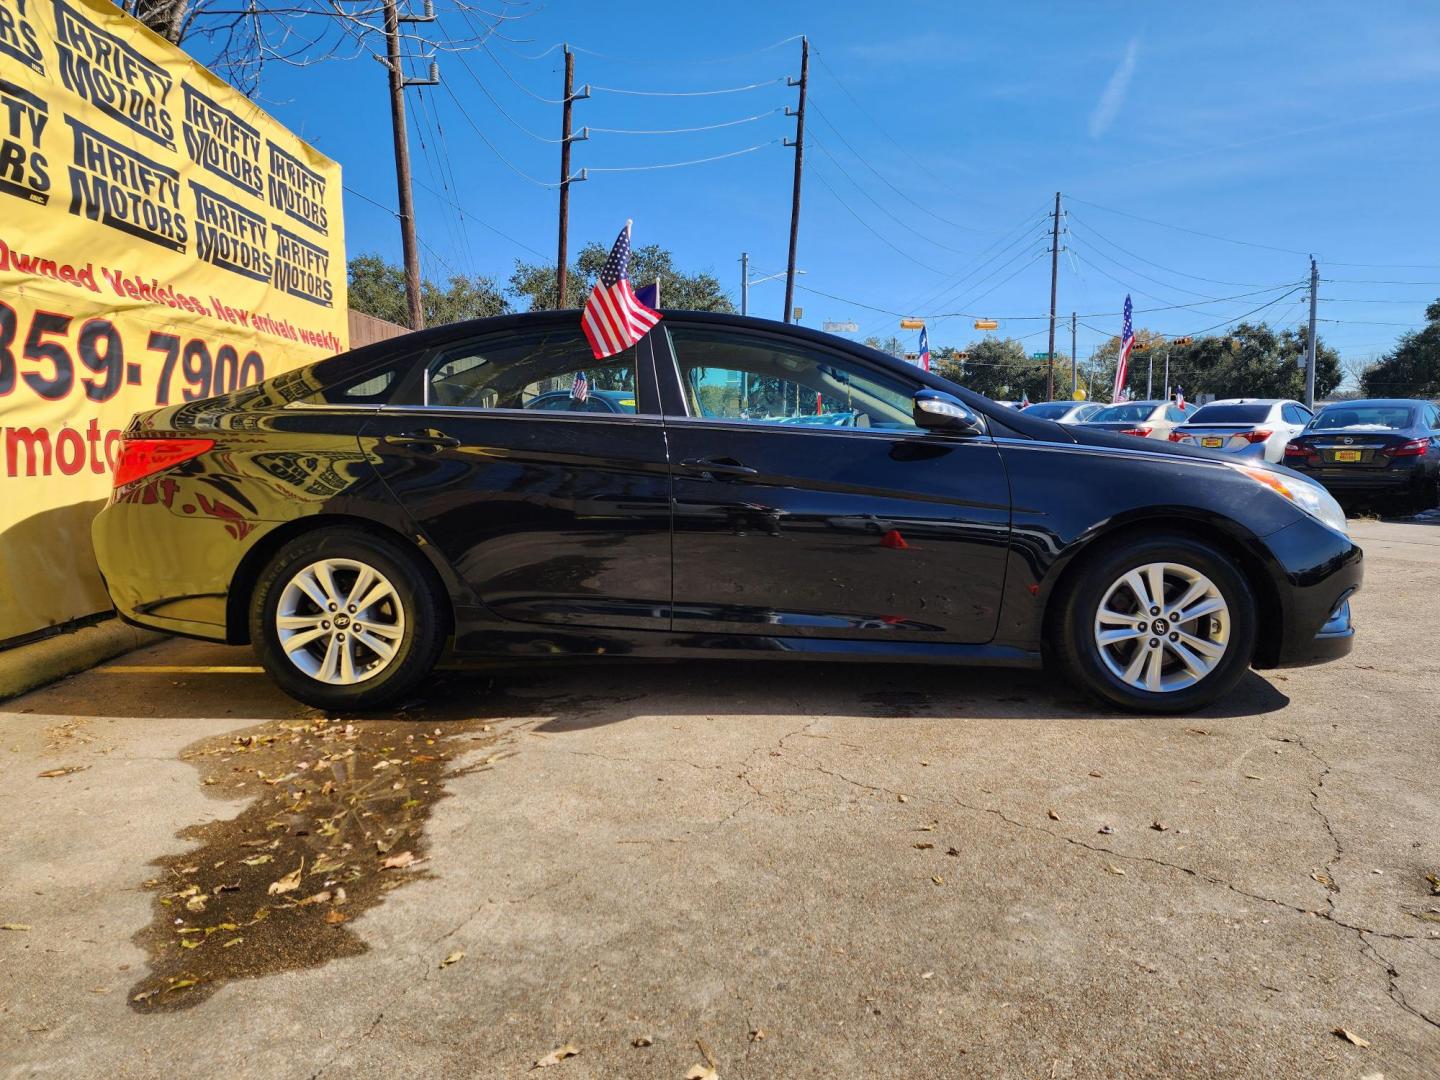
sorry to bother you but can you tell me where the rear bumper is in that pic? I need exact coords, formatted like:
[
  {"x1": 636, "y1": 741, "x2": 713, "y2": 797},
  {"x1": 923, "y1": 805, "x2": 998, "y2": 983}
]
[
  {"x1": 1296, "y1": 464, "x2": 1428, "y2": 496},
  {"x1": 1253, "y1": 516, "x2": 1363, "y2": 669}
]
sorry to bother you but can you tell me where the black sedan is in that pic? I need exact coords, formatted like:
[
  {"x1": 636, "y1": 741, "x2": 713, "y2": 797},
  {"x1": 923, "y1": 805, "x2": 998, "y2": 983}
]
[
  {"x1": 1283, "y1": 399, "x2": 1440, "y2": 513},
  {"x1": 92, "y1": 311, "x2": 1361, "y2": 714}
]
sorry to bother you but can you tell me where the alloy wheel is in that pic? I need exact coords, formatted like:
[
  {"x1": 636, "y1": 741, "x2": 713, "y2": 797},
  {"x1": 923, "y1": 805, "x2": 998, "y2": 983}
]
[
  {"x1": 1093, "y1": 561, "x2": 1231, "y2": 693},
  {"x1": 275, "y1": 558, "x2": 406, "y2": 685}
]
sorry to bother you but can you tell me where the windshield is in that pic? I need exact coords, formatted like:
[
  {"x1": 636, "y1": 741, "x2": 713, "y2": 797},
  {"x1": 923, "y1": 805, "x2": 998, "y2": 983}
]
[
  {"x1": 1023, "y1": 402, "x2": 1073, "y2": 419},
  {"x1": 1310, "y1": 405, "x2": 1415, "y2": 431},
  {"x1": 1186, "y1": 403, "x2": 1272, "y2": 424},
  {"x1": 1089, "y1": 403, "x2": 1157, "y2": 423}
]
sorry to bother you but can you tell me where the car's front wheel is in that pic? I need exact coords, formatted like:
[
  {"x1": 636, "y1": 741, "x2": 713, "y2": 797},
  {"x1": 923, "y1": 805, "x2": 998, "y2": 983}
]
[
  {"x1": 250, "y1": 527, "x2": 447, "y2": 711},
  {"x1": 1051, "y1": 533, "x2": 1257, "y2": 713}
]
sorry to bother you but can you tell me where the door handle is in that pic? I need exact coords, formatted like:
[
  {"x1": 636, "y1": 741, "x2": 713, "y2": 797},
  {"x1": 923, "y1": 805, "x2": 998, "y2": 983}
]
[
  {"x1": 680, "y1": 457, "x2": 758, "y2": 479},
  {"x1": 383, "y1": 430, "x2": 461, "y2": 450}
]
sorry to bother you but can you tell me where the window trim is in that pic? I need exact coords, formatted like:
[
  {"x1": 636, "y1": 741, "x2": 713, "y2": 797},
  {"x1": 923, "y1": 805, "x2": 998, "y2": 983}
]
[
  {"x1": 652, "y1": 321, "x2": 941, "y2": 435},
  {"x1": 411, "y1": 326, "x2": 662, "y2": 416}
]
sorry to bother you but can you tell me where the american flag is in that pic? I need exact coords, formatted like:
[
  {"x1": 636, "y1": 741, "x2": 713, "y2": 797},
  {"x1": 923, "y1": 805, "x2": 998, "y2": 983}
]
[
  {"x1": 917, "y1": 326, "x2": 931, "y2": 372},
  {"x1": 570, "y1": 370, "x2": 589, "y2": 402},
  {"x1": 1113, "y1": 294, "x2": 1134, "y2": 402},
  {"x1": 1175, "y1": 384, "x2": 1185, "y2": 409},
  {"x1": 581, "y1": 221, "x2": 662, "y2": 360}
]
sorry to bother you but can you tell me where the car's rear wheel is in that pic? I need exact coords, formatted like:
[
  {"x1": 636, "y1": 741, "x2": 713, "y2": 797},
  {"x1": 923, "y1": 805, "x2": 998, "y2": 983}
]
[
  {"x1": 250, "y1": 527, "x2": 447, "y2": 711},
  {"x1": 1051, "y1": 534, "x2": 1257, "y2": 713}
]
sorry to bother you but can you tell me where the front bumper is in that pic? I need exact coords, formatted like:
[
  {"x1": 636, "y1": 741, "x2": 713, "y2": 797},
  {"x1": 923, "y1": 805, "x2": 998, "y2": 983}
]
[{"x1": 1253, "y1": 515, "x2": 1362, "y2": 668}]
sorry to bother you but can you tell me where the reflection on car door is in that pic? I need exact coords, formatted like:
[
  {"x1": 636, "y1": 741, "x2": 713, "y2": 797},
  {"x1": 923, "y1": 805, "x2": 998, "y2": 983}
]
[
  {"x1": 656, "y1": 323, "x2": 1011, "y2": 644},
  {"x1": 360, "y1": 327, "x2": 672, "y2": 633}
]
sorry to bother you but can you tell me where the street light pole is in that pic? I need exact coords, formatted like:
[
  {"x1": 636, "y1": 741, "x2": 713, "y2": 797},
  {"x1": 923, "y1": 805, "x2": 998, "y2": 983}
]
[
  {"x1": 740, "y1": 252, "x2": 749, "y2": 317},
  {"x1": 1305, "y1": 256, "x2": 1319, "y2": 408}
]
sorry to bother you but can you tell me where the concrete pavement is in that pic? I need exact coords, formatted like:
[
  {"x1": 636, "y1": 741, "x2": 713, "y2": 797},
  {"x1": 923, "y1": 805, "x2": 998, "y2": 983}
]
[{"x1": 1, "y1": 516, "x2": 1437, "y2": 1078}]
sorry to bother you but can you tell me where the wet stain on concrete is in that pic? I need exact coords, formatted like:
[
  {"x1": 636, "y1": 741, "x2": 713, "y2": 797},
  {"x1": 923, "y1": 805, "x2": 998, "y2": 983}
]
[
  {"x1": 859, "y1": 690, "x2": 937, "y2": 718},
  {"x1": 128, "y1": 713, "x2": 504, "y2": 1011}
]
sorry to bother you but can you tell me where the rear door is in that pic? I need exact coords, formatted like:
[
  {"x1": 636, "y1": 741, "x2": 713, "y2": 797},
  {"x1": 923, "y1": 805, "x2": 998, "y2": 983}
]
[
  {"x1": 360, "y1": 325, "x2": 673, "y2": 632},
  {"x1": 654, "y1": 322, "x2": 1011, "y2": 644}
]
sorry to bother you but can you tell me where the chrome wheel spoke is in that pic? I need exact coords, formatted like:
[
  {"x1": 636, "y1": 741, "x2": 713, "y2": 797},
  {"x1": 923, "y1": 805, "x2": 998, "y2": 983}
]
[
  {"x1": 275, "y1": 557, "x2": 406, "y2": 686},
  {"x1": 1095, "y1": 561, "x2": 1230, "y2": 694}
]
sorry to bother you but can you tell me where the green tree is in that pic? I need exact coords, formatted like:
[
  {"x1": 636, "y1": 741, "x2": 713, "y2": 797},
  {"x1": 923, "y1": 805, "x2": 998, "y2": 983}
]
[
  {"x1": 347, "y1": 254, "x2": 510, "y2": 329},
  {"x1": 1360, "y1": 299, "x2": 1440, "y2": 398},
  {"x1": 862, "y1": 335, "x2": 906, "y2": 358},
  {"x1": 508, "y1": 243, "x2": 735, "y2": 313},
  {"x1": 932, "y1": 337, "x2": 1051, "y2": 401}
]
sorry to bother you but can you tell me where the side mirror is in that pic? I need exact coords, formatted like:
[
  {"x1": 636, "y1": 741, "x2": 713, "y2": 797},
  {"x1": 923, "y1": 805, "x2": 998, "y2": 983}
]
[{"x1": 913, "y1": 389, "x2": 985, "y2": 437}]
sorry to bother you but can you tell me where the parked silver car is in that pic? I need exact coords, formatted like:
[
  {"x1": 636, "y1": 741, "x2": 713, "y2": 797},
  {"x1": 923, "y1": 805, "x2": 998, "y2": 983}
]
[
  {"x1": 1021, "y1": 400, "x2": 1106, "y2": 423},
  {"x1": 1168, "y1": 398, "x2": 1315, "y2": 463},
  {"x1": 1081, "y1": 400, "x2": 1198, "y2": 440}
]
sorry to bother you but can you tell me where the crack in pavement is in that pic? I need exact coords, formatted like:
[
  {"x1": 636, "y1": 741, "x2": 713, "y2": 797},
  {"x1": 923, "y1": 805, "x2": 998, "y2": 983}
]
[
  {"x1": 1360, "y1": 935, "x2": 1440, "y2": 1032},
  {"x1": 1286, "y1": 732, "x2": 1345, "y2": 916}
]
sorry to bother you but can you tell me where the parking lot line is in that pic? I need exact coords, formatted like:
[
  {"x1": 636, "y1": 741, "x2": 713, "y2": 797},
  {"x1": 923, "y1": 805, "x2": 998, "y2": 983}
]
[{"x1": 94, "y1": 664, "x2": 265, "y2": 674}]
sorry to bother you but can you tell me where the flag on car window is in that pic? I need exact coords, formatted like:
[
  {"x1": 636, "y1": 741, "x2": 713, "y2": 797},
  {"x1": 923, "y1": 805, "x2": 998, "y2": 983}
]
[
  {"x1": 570, "y1": 370, "x2": 589, "y2": 402},
  {"x1": 1175, "y1": 384, "x2": 1185, "y2": 409},
  {"x1": 1113, "y1": 294, "x2": 1133, "y2": 402},
  {"x1": 1020, "y1": 389, "x2": 1030, "y2": 407},
  {"x1": 634, "y1": 280, "x2": 660, "y2": 309},
  {"x1": 582, "y1": 221, "x2": 662, "y2": 360}
]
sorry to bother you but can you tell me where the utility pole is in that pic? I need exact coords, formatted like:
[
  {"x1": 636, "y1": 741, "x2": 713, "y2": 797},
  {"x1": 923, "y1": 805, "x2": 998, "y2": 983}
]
[
  {"x1": 379, "y1": 0, "x2": 438, "y2": 330},
  {"x1": 1163, "y1": 349, "x2": 1170, "y2": 400},
  {"x1": 1070, "y1": 311, "x2": 1077, "y2": 396},
  {"x1": 740, "y1": 252, "x2": 749, "y2": 316},
  {"x1": 1305, "y1": 256, "x2": 1319, "y2": 408},
  {"x1": 1046, "y1": 191, "x2": 1061, "y2": 400},
  {"x1": 555, "y1": 48, "x2": 589, "y2": 309},
  {"x1": 783, "y1": 37, "x2": 808, "y2": 323},
  {"x1": 1146, "y1": 351, "x2": 1154, "y2": 399}
]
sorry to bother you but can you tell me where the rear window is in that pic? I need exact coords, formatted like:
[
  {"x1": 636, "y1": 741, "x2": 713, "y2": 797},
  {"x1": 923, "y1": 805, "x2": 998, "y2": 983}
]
[
  {"x1": 1090, "y1": 403, "x2": 1157, "y2": 423},
  {"x1": 1022, "y1": 402, "x2": 1072, "y2": 419},
  {"x1": 1187, "y1": 403, "x2": 1271, "y2": 424},
  {"x1": 1311, "y1": 406, "x2": 1415, "y2": 431}
]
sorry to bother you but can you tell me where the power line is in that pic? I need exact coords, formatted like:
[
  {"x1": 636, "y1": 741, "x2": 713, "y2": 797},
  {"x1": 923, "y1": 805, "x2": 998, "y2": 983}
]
[
  {"x1": 584, "y1": 140, "x2": 780, "y2": 172},
  {"x1": 1066, "y1": 196, "x2": 1310, "y2": 256},
  {"x1": 809, "y1": 170, "x2": 950, "y2": 276},
  {"x1": 407, "y1": 176, "x2": 550, "y2": 259},
  {"x1": 587, "y1": 108, "x2": 784, "y2": 136},
  {"x1": 441, "y1": 79, "x2": 560, "y2": 187},
  {"x1": 453, "y1": 47, "x2": 564, "y2": 143},
  {"x1": 480, "y1": 40, "x2": 567, "y2": 103},
  {"x1": 807, "y1": 97, "x2": 990, "y2": 234},
  {"x1": 590, "y1": 76, "x2": 787, "y2": 97},
  {"x1": 502, "y1": 34, "x2": 804, "y2": 65},
  {"x1": 1066, "y1": 212, "x2": 1290, "y2": 290}
]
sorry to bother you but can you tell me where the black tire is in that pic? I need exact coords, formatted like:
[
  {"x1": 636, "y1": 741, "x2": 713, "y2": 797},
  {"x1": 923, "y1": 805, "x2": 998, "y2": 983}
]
[
  {"x1": 249, "y1": 526, "x2": 447, "y2": 711},
  {"x1": 1050, "y1": 532, "x2": 1258, "y2": 714}
]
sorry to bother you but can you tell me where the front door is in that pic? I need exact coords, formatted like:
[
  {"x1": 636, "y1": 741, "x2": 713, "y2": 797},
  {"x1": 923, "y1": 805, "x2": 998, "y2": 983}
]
[
  {"x1": 361, "y1": 325, "x2": 672, "y2": 633},
  {"x1": 656, "y1": 323, "x2": 1011, "y2": 643}
]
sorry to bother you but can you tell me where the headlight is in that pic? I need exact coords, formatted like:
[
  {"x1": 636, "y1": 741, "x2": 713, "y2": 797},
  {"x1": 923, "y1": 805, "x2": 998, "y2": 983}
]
[{"x1": 1229, "y1": 464, "x2": 1348, "y2": 534}]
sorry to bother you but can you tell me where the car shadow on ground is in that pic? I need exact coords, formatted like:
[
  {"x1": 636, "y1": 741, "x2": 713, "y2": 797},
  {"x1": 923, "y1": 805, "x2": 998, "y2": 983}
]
[{"x1": 22, "y1": 638, "x2": 1291, "y2": 726}]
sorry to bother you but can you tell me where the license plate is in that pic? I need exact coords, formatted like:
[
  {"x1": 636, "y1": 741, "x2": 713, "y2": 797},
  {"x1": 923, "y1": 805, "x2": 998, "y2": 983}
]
[
  {"x1": 1201, "y1": 437, "x2": 1224, "y2": 448},
  {"x1": 1335, "y1": 449, "x2": 1362, "y2": 462}
]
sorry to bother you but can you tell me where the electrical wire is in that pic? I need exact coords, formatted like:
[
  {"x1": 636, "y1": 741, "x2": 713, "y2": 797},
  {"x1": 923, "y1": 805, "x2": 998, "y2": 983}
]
[
  {"x1": 809, "y1": 170, "x2": 950, "y2": 277},
  {"x1": 1066, "y1": 212, "x2": 1291, "y2": 290},
  {"x1": 587, "y1": 108, "x2": 784, "y2": 135},
  {"x1": 441, "y1": 79, "x2": 560, "y2": 187},
  {"x1": 590, "y1": 76, "x2": 787, "y2": 97},
  {"x1": 453, "y1": 48, "x2": 564, "y2": 143},
  {"x1": 584, "y1": 140, "x2": 780, "y2": 172},
  {"x1": 807, "y1": 97, "x2": 990, "y2": 234},
  {"x1": 1066, "y1": 196, "x2": 1311, "y2": 256},
  {"x1": 408, "y1": 176, "x2": 550, "y2": 259},
  {"x1": 502, "y1": 34, "x2": 804, "y2": 65},
  {"x1": 480, "y1": 40, "x2": 567, "y2": 103}
]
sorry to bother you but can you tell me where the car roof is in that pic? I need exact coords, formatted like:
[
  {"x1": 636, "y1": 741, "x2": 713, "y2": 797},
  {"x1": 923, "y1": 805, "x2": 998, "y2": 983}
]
[
  {"x1": 1197, "y1": 398, "x2": 1287, "y2": 406},
  {"x1": 1318, "y1": 398, "x2": 1426, "y2": 408}
]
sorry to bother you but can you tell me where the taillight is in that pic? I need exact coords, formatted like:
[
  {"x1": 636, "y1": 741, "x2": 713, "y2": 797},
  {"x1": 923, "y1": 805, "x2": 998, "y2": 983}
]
[
  {"x1": 1168, "y1": 431, "x2": 1187, "y2": 442},
  {"x1": 1385, "y1": 439, "x2": 1428, "y2": 457},
  {"x1": 112, "y1": 437, "x2": 215, "y2": 488},
  {"x1": 1120, "y1": 425, "x2": 1152, "y2": 437},
  {"x1": 1241, "y1": 429, "x2": 1272, "y2": 444},
  {"x1": 1284, "y1": 441, "x2": 1317, "y2": 460}
]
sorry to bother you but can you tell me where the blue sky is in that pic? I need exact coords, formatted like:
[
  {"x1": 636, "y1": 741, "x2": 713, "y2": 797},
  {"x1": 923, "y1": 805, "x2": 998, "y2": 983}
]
[{"x1": 243, "y1": 0, "x2": 1440, "y2": 369}]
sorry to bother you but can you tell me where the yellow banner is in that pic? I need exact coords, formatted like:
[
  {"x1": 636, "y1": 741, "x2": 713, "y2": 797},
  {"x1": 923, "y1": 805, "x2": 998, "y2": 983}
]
[{"x1": 0, "y1": 0, "x2": 347, "y2": 642}]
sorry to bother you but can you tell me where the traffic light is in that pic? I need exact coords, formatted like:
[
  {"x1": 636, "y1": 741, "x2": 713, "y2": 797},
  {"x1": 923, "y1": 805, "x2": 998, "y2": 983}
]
[
  {"x1": 900, "y1": 318, "x2": 925, "y2": 330},
  {"x1": 1172, "y1": 336, "x2": 1194, "y2": 346},
  {"x1": 973, "y1": 319, "x2": 999, "y2": 330}
]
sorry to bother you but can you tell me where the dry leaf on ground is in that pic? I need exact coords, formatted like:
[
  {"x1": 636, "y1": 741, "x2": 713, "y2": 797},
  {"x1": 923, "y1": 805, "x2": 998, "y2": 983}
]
[
  {"x1": 37, "y1": 766, "x2": 88, "y2": 778},
  {"x1": 631, "y1": 1035, "x2": 654, "y2": 1047},
  {"x1": 440, "y1": 950, "x2": 464, "y2": 968},
  {"x1": 381, "y1": 850, "x2": 417, "y2": 871},
  {"x1": 1332, "y1": 1027, "x2": 1371, "y2": 1048},
  {"x1": 2, "y1": 923, "x2": 31, "y2": 931},
  {"x1": 913, "y1": 842, "x2": 934, "y2": 850},
  {"x1": 685, "y1": 1067, "x2": 719, "y2": 1080},
  {"x1": 1104, "y1": 865, "x2": 1127, "y2": 876},
  {"x1": 532, "y1": 1044, "x2": 580, "y2": 1068},
  {"x1": 1046, "y1": 809, "x2": 1060, "y2": 821},
  {"x1": 267, "y1": 862, "x2": 304, "y2": 896},
  {"x1": 1150, "y1": 821, "x2": 1169, "y2": 832}
]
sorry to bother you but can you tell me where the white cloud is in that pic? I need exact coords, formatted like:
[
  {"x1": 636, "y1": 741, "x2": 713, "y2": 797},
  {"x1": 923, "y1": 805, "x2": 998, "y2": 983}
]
[{"x1": 1089, "y1": 37, "x2": 1141, "y2": 138}]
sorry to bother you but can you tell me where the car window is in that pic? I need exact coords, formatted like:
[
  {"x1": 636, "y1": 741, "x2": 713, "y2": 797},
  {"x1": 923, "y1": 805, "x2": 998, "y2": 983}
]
[
  {"x1": 664, "y1": 326, "x2": 919, "y2": 431},
  {"x1": 1310, "y1": 405, "x2": 1415, "y2": 431},
  {"x1": 1281, "y1": 404, "x2": 1311, "y2": 424},
  {"x1": 1090, "y1": 403, "x2": 1159, "y2": 423},
  {"x1": 1188, "y1": 403, "x2": 1271, "y2": 424},
  {"x1": 1021, "y1": 402, "x2": 1071, "y2": 420},
  {"x1": 1164, "y1": 406, "x2": 1188, "y2": 422},
  {"x1": 425, "y1": 328, "x2": 649, "y2": 414}
]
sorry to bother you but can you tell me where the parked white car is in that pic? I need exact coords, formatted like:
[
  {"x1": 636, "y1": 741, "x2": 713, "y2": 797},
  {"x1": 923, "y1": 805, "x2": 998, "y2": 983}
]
[{"x1": 1168, "y1": 398, "x2": 1316, "y2": 463}]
